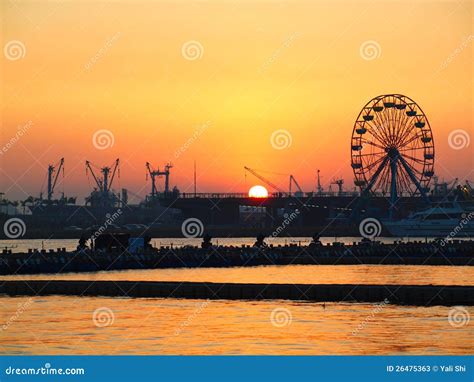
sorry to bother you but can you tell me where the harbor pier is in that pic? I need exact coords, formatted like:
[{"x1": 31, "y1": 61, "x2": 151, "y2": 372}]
[
  {"x1": 1, "y1": 280, "x2": 472, "y2": 306},
  {"x1": 1, "y1": 239, "x2": 473, "y2": 275}
]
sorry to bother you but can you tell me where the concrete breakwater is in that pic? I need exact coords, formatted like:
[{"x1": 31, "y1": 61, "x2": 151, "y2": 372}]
[
  {"x1": 1, "y1": 240, "x2": 473, "y2": 275},
  {"x1": 0, "y1": 280, "x2": 472, "y2": 306}
]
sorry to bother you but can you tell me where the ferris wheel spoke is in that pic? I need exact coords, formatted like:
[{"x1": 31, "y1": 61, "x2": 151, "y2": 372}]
[
  {"x1": 397, "y1": 159, "x2": 414, "y2": 195},
  {"x1": 404, "y1": 161, "x2": 423, "y2": 177},
  {"x1": 400, "y1": 150, "x2": 425, "y2": 161},
  {"x1": 388, "y1": 104, "x2": 400, "y2": 142},
  {"x1": 366, "y1": 159, "x2": 386, "y2": 172},
  {"x1": 365, "y1": 156, "x2": 390, "y2": 193},
  {"x1": 398, "y1": 155, "x2": 429, "y2": 199},
  {"x1": 389, "y1": 113, "x2": 399, "y2": 143},
  {"x1": 396, "y1": 164, "x2": 405, "y2": 197},
  {"x1": 400, "y1": 155, "x2": 423, "y2": 177},
  {"x1": 372, "y1": 112, "x2": 393, "y2": 145},
  {"x1": 394, "y1": 112, "x2": 412, "y2": 144},
  {"x1": 364, "y1": 120, "x2": 391, "y2": 146},
  {"x1": 398, "y1": 166, "x2": 413, "y2": 196},
  {"x1": 360, "y1": 138, "x2": 386, "y2": 151},
  {"x1": 400, "y1": 153, "x2": 425, "y2": 165},
  {"x1": 367, "y1": 158, "x2": 387, "y2": 172},
  {"x1": 373, "y1": 108, "x2": 394, "y2": 140},
  {"x1": 396, "y1": 104, "x2": 419, "y2": 142},
  {"x1": 394, "y1": 162, "x2": 405, "y2": 197},
  {"x1": 373, "y1": 113, "x2": 389, "y2": 141},
  {"x1": 398, "y1": 129, "x2": 422, "y2": 147},
  {"x1": 378, "y1": 164, "x2": 391, "y2": 194},
  {"x1": 398, "y1": 145, "x2": 425, "y2": 152},
  {"x1": 395, "y1": 120, "x2": 416, "y2": 147},
  {"x1": 399, "y1": 161, "x2": 414, "y2": 188},
  {"x1": 388, "y1": 97, "x2": 401, "y2": 139},
  {"x1": 359, "y1": 151, "x2": 386, "y2": 157},
  {"x1": 364, "y1": 154, "x2": 386, "y2": 172}
]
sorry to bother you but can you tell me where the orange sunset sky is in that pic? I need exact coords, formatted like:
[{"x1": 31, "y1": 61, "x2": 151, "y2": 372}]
[{"x1": 1, "y1": 0, "x2": 473, "y2": 202}]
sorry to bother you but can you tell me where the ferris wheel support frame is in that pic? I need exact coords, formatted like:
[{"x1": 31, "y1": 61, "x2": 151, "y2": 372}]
[
  {"x1": 362, "y1": 156, "x2": 389, "y2": 195},
  {"x1": 390, "y1": 154, "x2": 398, "y2": 210},
  {"x1": 398, "y1": 154, "x2": 430, "y2": 203}
]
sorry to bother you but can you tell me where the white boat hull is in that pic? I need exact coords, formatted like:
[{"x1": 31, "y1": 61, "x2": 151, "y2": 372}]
[{"x1": 383, "y1": 220, "x2": 474, "y2": 238}]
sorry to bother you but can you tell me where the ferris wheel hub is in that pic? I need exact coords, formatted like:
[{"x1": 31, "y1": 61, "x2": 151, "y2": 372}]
[{"x1": 386, "y1": 147, "x2": 399, "y2": 158}]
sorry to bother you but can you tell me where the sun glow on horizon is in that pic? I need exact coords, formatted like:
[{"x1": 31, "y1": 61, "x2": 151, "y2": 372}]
[{"x1": 248, "y1": 185, "x2": 268, "y2": 198}]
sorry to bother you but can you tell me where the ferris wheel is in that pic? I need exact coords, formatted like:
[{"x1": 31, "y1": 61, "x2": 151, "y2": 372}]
[{"x1": 351, "y1": 94, "x2": 434, "y2": 205}]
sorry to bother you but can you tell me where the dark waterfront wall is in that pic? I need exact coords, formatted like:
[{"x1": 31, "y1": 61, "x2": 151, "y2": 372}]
[
  {"x1": 0, "y1": 225, "x2": 361, "y2": 240},
  {"x1": 0, "y1": 194, "x2": 439, "y2": 239},
  {"x1": 1, "y1": 280, "x2": 472, "y2": 306},
  {"x1": 2, "y1": 240, "x2": 473, "y2": 275}
]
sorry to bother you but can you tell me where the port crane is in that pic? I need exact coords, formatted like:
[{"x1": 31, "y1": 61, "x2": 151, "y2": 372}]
[
  {"x1": 46, "y1": 158, "x2": 64, "y2": 201},
  {"x1": 330, "y1": 178, "x2": 344, "y2": 196},
  {"x1": 146, "y1": 162, "x2": 173, "y2": 196},
  {"x1": 289, "y1": 175, "x2": 303, "y2": 196},
  {"x1": 244, "y1": 167, "x2": 306, "y2": 196},
  {"x1": 86, "y1": 159, "x2": 120, "y2": 194},
  {"x1": 146, "y1": 162, "x2": 159, "y2": 197},
  {"x1": 244, "y1": 167, "x2": 286, "y2": 195},
  {"x1": 316, "y1": 169, "x2": 323, "y2": 195},
  {"x1": 432, "y1": 176, "x2": 458, "y2": 196}
]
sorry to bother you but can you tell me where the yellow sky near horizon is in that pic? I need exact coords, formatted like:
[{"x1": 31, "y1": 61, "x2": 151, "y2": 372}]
[{"x1": 1, "y1": 0, "x2": 473, "y2": 202}]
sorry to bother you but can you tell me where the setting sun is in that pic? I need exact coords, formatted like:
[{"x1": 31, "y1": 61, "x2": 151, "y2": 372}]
[{"x1": 248, "y1": 185, "x2": 268, "y2": 198}]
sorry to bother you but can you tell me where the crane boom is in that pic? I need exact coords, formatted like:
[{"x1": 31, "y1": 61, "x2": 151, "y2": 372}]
[
  {"x1": 47, "y1": 158, "x2": 64, "y2": 200},
  {"x1": 85, "y1": 159, "x2": 119, "y2": 193},
  {"x1": 52, "y1": 158, "x2": 64, "y2": 192},
  {"x1": 146, "y1": 162, "x2": 160, "y2": 197},
  {"x1": 289, "y1": 175, "x2": 303, "y2": 195},
  {"x1": 85, "y1": 161, "x2": 103, "y2": 191},
  {"x1": 244, "y1": 167, "x2": 286, "y2": 194},
  {"x1": 108, "y1": 159, "x2": 120, "y2": 192}
]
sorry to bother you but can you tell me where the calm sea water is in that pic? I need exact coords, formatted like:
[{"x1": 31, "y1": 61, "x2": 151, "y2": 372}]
[
  {"x1": 1, "y1": 264, "x2": 473, "y2": 286},
  {"x1": 1, "y1": 238, "x2": 472, "y2": 355},
  {"x1": 1, "y1": 296, "x2": 472, "y2": 355}
]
